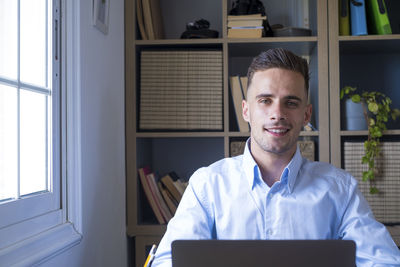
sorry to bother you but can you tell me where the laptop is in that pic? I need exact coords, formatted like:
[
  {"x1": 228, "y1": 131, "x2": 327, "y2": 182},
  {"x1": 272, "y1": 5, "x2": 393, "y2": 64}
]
[{"x1": 172, "y1": 239, "x2": 356, "y2": 267}]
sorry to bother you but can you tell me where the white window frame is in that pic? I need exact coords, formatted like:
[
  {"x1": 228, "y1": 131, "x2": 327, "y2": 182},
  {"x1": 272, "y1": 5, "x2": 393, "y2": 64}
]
[{"x1": 0, "y1": 0, "x2": 82, "y2": 265}]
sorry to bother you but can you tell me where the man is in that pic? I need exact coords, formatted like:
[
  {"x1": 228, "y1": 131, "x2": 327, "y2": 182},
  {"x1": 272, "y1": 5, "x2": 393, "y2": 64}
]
[{"x1": 151, "y1": 48, "x2": 400, "y2": 267}]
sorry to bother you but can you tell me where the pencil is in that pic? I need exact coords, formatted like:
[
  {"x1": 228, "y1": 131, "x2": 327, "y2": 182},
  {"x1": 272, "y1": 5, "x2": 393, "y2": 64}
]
[{"x1": 143, "y1": 244, "x2": 157, "y2": 267}]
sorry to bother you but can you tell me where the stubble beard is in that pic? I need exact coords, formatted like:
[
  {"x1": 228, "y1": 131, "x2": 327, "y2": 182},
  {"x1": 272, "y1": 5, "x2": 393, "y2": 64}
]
[{"x1": 252, "y1": 126, "x2": 298, "y2": 156}]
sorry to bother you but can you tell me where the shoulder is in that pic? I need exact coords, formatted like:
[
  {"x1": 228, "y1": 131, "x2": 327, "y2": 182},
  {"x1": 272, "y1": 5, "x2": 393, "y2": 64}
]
[
  {"x1": 300, "y1": 159, "x2": 358, "y2": 191},
  {"x1": 189, "y1": 155, "x2": 244, "y2": 188}
]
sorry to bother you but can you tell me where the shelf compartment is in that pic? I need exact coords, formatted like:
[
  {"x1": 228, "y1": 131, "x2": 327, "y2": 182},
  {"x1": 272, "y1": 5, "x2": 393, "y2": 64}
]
[
  {"x1": 339, "y1": 36, "x2": 400, "y2": 54},
  {"x1": 136, "y1": 137, "x2": 224, "y2": 225}
]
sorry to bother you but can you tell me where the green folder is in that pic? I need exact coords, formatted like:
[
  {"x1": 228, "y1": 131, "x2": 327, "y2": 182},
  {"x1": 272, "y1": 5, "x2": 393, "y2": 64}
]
[
  {"x1": 339, "y1": 0, "x2": 350, "y2": 36},
  {"x1": 366, "y1": 0, "x2": 392, "y2": 34}
]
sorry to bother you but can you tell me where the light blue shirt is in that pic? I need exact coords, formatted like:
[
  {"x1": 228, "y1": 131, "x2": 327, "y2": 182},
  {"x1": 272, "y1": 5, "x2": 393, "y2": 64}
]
[{"x1": 152, "y1": 140, "x2": 400, "y2": 267}]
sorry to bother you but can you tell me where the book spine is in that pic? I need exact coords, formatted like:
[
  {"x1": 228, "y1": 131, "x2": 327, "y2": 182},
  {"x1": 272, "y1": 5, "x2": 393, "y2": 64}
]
[
  {"x1": 366, "y1": 0, "x2": 392, "y2": 34},
  {"x1": 350, "y1": 0, "x2": 368, "y2": 35},
  {"x1": 339, "y1": 0, "x2": 351, "y2": 35},
  {"x1": 138, "y1": 168, "x2": 165, "y2": 224}
]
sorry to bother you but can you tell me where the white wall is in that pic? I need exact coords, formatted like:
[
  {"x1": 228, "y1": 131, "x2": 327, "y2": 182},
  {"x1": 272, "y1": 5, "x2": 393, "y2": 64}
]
[{"x1": 41, "y1": 0, "x2": 127, "y2": 266}]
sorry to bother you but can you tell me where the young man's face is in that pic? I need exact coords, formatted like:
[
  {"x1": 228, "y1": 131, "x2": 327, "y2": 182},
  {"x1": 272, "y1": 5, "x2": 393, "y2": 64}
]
[{"x1": 242, "y1": 68, "x2": 312, "y2": 158}]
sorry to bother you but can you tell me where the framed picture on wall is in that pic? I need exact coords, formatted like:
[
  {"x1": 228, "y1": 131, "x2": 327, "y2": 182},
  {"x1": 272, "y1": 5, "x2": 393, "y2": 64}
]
[{"x1": 93, "y1": 0, "x2": 110, "y2": 34}]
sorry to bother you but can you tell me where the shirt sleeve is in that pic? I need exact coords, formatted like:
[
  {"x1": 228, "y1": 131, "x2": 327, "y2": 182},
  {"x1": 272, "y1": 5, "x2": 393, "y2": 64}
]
[
  {"x1": 338, "y1": 176, "x2": 400, "y2": 266},
  {"x1": 151, "y1": 168, "x2": 215, "y2": 267}
]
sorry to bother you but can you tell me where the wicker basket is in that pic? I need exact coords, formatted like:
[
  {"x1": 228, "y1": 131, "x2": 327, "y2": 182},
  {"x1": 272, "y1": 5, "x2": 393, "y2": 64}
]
[{"x1": 343, "y1": 142, "x2": 400, "y2": 224}]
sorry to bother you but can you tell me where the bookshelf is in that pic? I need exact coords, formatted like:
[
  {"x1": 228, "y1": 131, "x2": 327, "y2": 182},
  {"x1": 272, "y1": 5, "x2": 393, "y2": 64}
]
[
  {"x1": 125, "y1": 0, "x2": 388, "y2": 266},
  {"x1": 328, "y1": 0, "x2": 400, "y2": 245}
]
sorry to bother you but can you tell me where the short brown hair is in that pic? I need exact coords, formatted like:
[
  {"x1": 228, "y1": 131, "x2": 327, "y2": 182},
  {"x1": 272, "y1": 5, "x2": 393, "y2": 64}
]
[{"x1": 247, "y1": 48, "x2": 309, "y2": 95}]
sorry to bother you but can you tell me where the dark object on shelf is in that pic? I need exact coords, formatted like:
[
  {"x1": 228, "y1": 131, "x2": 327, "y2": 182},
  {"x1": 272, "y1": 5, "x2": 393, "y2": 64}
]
[
  {"x1": 229, "y1": 0, "x2": 273, "y2": 37},
  {"x1": 229, "y1": 0, "x2": 265, "y2": 15},
  {"x1": 181, "y1": 19, "x2": 219, "y2": 38},
  {"x1": 272, "y1": 26, "x2": 312, "y2": 37}
]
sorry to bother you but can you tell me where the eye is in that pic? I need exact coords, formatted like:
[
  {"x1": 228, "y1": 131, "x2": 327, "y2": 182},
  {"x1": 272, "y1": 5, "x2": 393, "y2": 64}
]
[
  {"x1": 286, "y1": 100, "x2": 299, "y2": 108},
  {"x1": 259, "y1": 98, "x2": 272, "y2": 104}
]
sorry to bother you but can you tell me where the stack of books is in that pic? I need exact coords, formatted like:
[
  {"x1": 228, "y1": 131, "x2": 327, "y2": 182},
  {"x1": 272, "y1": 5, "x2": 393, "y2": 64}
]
[
  {"x1": 227, "y1": 14, "x2": 266, "y2": 38},
  {"x1": 138, "y1": 167, "x2": 188, "y2": 224},
  {"x1": 140, "y1": 50, "x2": 223, "y2": 130}
]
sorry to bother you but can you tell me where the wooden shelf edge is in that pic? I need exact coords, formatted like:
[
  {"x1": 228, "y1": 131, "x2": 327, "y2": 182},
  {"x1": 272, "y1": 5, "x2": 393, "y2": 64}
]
[
  {"x1": 339, "y1": 34, "x2": 400, "y2": 42},
  {"x1": 134, "y1": 131, "x2": 319, "y2": 138},
  {"x1": 135, "y1": 132, "x2": 226, "y2": 138},
  {"x1": 226, "y1": 36, "x2": 318, "y2": 43},
  {"x1": 127, "y1": 225, "x2": 167, "y2": 237},
  {"x1": 340, "y1": 129, "x2": 400, "y2": 136},
  {"x1": 134, "y1": 36, "x2": 318, "y2": 46},
  {"x1": 135, "y1": 38, "x2": 224, "y2": 45}
]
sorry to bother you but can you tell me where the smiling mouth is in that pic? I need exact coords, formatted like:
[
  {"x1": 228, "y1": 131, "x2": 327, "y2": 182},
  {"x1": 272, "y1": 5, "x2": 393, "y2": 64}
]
[{"x1": 265, "y1": 128, "x2": 290, "y2": 136}]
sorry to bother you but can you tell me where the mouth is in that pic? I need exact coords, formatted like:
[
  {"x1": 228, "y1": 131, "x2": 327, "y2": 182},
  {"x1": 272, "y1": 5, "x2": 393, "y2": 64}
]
[{"x1": 265, "y1": 127, "x2": 290, "y2": 136}]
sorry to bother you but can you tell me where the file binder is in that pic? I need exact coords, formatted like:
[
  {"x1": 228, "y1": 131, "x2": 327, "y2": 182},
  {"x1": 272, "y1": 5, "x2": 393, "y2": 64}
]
[
  {"x1": 339, "y1": 0, "x2": 351, "y2": 35},
  {"x1": 350, "y1": 0, "x2": 368, "y2": 35},
  {"x1": 366, "y1": 0, "x2": 392, "y2": 35}
]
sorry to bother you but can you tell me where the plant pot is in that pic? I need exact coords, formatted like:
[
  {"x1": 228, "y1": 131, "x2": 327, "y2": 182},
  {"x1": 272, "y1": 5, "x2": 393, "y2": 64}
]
[{"x1": 341, "y1": 98, "x2": 368, "y2": 130}]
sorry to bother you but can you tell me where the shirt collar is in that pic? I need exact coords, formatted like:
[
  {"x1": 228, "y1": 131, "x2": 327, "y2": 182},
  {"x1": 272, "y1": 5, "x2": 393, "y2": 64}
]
[{"x1": 242, "y1": 138, "x2": 304, "y2": 194}]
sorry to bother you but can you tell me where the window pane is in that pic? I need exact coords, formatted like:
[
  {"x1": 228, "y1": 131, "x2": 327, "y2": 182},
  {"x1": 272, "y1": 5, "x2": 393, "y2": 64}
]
[
  {"x1": 0, "y1": 84, "x2": 18, "y2": 201},
  {"x1": 0, "y1": 0, "x2": 18, "y2": 80},
  {"x1": 20, "y1": 0, "x2": 49, "y2": 87},
  {"x1": 20, "y1": 89, "x2": 49, "y2": 196}
]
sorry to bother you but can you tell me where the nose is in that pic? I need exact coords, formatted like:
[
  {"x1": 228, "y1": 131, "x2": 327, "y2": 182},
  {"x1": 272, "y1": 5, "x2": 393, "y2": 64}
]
[{"x1": 269, "y1": 102, "x2": 287, "y2": 121}]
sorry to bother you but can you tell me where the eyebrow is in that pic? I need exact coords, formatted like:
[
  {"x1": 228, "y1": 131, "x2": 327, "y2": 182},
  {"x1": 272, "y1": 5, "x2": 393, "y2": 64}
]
[{"x1": 255, "y1": 94, "x2": 303, "y2": 102}]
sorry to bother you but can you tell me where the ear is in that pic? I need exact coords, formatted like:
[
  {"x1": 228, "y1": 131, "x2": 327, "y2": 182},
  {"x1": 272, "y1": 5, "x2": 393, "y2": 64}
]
[
  {"x1": 242, "y1": 99, "x2": 250, "y2": 122},
  {"x1": 303, "y1": 104, "x2": 312, "y2": 126}
]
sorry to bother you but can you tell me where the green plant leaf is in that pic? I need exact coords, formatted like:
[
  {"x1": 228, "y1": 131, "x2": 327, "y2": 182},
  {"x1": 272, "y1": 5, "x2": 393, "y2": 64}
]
[
  {"x1": 370, "y1": 187, "x2": 379, "y2": 194},
  {"x1": 362, "y1": 171, "x2": 369, "y2": 181},
  {"x1": 362, "y1": 156, "x2": 369, "y2": 164},
  {"x1": 368, "y1": 102, "x2": 379, "y2": 114},
  {"x1": 369, "y1": 118, "x2": 375, "y2": 126},
  {"x1": 351, "y1": 94, "x2": 361, "y2": 103}
]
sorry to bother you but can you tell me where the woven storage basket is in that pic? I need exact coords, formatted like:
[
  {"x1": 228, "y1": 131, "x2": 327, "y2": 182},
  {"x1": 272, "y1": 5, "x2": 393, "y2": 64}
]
[{"x1": 343, "y1": 142, "x2": 400, "y2": 224}]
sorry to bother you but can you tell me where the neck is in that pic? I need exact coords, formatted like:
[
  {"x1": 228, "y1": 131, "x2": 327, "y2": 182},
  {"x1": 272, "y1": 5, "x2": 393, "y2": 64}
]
[{"x1": 250, "y1": 141, "x2": 296, "y2": 187}]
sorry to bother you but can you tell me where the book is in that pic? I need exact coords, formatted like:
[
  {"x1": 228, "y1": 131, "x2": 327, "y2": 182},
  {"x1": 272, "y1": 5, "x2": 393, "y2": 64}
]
[
  {"x1": 227, "y1": 27, "x2": 263, "y2": 38},
  {"x1": 146, "y1": 172, "x2": 173, "y2": 222},
  {"x1": 138, "y1": 167, "x2": 165, "y2": 224},
  {"x1": 136, "y1": 0, "x2": 148, "y2": 40},
  {"x1": 229, "y1": 76, "x2": 250, "y2": 132},
  {"x1": 240, "y1": 76, "x2": 248, "y2": 99},
  {"x1": 227, "y1": 17, "x2": 265, "y2": 28},
  {"x1": 339, "y1": 0, "x2": 351, "y2": 35},
  {"x1": 158, "y1": 182, "x2": 178, "y2": 214},
  {"x1": 149, "y1": 0, "x2": 164, "y2": 39},
  {"x1": 142, "y1": 0, "x2": 155, "y2": 39},
  {"x1": 366, "y1": 0, "x2": 392, "y2": 35},
  {"x1": 350, "y1": 0, "x2": 368, "y2": 35},
  {"x1": 161, "y1": 173, "x2": 183, "y2": 203},
  {"x1": 173, "y1": 179, "x2": 187, "y2": 195},
  {"x1": 227, "y1": 14, "x2": 264, "y2": 21}
]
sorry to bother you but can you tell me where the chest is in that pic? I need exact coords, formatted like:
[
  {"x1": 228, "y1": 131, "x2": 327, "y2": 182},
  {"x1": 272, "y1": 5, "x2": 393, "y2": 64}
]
[{"x1": 212, "y1": 188, "x2": 339, "y2": 240}]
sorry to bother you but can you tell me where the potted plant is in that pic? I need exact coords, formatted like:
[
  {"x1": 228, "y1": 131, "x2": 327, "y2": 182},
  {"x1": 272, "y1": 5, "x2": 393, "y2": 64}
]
[{"x1": 341, "y1": 86, "x2": 400, "y2": 194}]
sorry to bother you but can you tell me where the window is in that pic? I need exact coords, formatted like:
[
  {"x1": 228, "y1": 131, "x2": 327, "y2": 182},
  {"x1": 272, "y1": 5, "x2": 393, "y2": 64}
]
[{"x1": 0, "y1": 0, "x2": 81, "y2": 265}]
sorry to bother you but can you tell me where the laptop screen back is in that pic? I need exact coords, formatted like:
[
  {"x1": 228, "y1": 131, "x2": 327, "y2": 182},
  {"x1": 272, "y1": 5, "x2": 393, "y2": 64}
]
[{"x1": 172, "y1": 240, "x2": 356, "y2": 267}]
